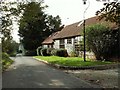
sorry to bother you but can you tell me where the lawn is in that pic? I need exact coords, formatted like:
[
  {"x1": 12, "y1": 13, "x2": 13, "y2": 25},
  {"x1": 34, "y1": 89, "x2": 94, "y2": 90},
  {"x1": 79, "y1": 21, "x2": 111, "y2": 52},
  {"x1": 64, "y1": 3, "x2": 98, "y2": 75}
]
[{"x1": 34, "y1": 56, "x2": 115, "y2": 67}]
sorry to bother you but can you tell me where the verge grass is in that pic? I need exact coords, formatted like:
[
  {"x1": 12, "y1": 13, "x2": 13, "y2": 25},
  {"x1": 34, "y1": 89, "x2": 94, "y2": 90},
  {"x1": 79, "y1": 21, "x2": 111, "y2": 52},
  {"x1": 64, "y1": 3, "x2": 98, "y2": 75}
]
[
  {"x1": 34, "y1": 56, "x2": 115, "y2": 67},
  {"x1": 1, "y1": 53, "x2": 14, "y2": 71}
]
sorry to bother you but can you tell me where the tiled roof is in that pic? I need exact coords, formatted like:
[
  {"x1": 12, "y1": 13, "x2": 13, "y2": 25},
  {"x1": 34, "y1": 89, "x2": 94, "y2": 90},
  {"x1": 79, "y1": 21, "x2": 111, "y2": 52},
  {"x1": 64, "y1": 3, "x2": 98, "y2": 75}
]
[
  {"x1": 42, "y1": 31, "x2": 60, "y2": 45},
  {"x1": 53, "y1": 16, "x2": 117, "y2": 40},
  {"x1": 53, "y1": 21, "x2": 81, "y2": 39}
]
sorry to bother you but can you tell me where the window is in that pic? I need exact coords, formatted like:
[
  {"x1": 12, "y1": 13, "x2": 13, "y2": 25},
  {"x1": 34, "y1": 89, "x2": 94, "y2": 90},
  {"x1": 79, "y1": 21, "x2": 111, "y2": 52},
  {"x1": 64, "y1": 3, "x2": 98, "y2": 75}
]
[
  {"x1": 48, "y1": 45, "x2": 50, "y2": 48},
  {"x1": 67, "y1": 38, "x2": 72, "y2": 44},
  {"x1": 60, "y1": 45, "x2": 65, "y2": 48},
  {"x1": 60, "y1": 39, "x2": 65, "y2": 48},
  {"x1": 60, "y1": 39, "x2": 64, "y2": 44},
  {"x1": 75, "y1": 44, "x2": 80, "y2": 51},
  {"x1": 74, "y1": 38, "x2": 78, "y2": 44},
  {"x1": 51, "y1": 45, "x2": 53, "y2": 48}
]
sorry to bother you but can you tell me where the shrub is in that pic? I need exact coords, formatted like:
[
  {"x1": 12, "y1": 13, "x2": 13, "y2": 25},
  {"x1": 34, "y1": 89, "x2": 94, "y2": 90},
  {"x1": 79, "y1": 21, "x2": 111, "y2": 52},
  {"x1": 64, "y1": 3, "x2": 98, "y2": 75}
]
[
  {"x1": 2, "y1": 53, "x2": 14, "y2": 71},
  {"x1": 25, "y1": 50, "x2": 37, "y2": 56},
  {"x1": 86, "y1": 24, "x2": 119, "y2": 61},
  {"x1": 47, "y1": 48, "x2": 55, "y2": 56},
  {"x1": 70, "y1": 51, "x2": 77, "y2": 57},
  {"x1": 18, "y1": 50, "x2": 22, "y2": 53},
  {"x1": 36, "y1": 46, "x2": 42, "y2": 56},
  {"x1": 40, "y1": 48, "x2": 50, "y2": 56},
  {"x1": 9, "y1": 53, "x2": 16, "y2": 57},
  {"x1": 2, "y1": 53, "x2": 10, "y2": 61},
  {"x1": 51, "y1": 49, "x2": 68, "y2": 57},
  {"x1": 51, "y1": 49, "x2": 57, "y2": 56}
]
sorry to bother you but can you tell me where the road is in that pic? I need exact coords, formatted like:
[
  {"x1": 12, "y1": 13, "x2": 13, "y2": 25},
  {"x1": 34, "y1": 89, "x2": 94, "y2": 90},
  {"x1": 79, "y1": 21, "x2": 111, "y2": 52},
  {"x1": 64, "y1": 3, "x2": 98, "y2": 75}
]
[{"x1": 2, "y1": 55, "x2": 100, "y2": 88}]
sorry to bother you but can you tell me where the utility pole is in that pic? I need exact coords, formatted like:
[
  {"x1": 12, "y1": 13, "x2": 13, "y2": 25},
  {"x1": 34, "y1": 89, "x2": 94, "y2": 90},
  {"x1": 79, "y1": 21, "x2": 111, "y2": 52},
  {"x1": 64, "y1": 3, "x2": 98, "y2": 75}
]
[
  {"x1": 83, "y1": 19, "x2": 86, "y2": 62},
  {"x1": 82, "y1": 0, "x2": 90, "y2": 62}
]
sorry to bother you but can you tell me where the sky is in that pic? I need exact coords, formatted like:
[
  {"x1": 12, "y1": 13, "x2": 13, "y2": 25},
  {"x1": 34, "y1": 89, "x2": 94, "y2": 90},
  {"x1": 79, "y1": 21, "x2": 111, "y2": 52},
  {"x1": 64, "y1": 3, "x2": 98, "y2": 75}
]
[
  {"x1": 11, "y1": 0, "x2": 107, "y2": 42},
  {"x1": 44, "y1": 0, "x2": 105, "y2": 25}
]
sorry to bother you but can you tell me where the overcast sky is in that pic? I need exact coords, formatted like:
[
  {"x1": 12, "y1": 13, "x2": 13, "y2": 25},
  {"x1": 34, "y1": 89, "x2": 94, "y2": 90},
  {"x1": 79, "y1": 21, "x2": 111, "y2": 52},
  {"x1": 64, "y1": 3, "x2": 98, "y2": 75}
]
[
  {"x1": 11, "y1": 0, "x2": 107, "y2": 42},
  {"x1": 44, "y1": 0, "x2": 105, "y2": 25}
]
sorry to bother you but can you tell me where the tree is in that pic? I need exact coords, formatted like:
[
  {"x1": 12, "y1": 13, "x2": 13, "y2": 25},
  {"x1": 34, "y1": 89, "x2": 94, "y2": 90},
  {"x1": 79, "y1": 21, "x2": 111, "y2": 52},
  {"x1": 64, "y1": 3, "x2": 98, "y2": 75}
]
[
  {"x1": 0, "y1": 0, "x2": 33, "y2": 53},
  {"x1": 19, "y1": 2, "x2": 47, "y2": 50},
  {"x1": 96, "y1": 2, "x2": 120, "y2": 26},
  {"x1": 7, "y1": 40, "x2": 19, "y2": 55},
  {"x1": 85, "y1": 24, "x2": 119, "y2": 61},
  {"x1": 46, "y1": 15, "x2": 63, "y2": 32},
  {"x1": 0, "y1": 1, "x2": 20, "y2": 53},
  {"x1": 96, "y1": 1, "x2": 120, "y2": 61},
  {"x1": 18, "y1": 1, "x2": 63, "y2": 54}
]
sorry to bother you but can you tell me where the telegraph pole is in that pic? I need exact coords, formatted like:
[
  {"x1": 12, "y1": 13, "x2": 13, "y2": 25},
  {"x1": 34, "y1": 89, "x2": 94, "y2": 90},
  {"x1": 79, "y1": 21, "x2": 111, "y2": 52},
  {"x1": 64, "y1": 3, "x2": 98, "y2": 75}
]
[{"x1": 82, "y1": 0, "x2": 90, "y2": 62}]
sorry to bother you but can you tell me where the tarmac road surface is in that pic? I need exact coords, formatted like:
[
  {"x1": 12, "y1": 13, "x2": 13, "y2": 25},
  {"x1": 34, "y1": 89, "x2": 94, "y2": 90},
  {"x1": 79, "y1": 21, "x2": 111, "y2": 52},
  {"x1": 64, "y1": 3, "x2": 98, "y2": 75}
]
[{"x1": 2, "y1": 55, "x2": 100, "y2": 88}]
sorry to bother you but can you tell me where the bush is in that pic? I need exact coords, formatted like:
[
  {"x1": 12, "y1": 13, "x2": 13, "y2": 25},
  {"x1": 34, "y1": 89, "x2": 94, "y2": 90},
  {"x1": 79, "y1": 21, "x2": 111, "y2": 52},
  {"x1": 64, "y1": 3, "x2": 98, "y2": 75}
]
[
  {"x1": 86, "y1": 24, "x2": 119, "y2": 61},
  {"x1": 2, "y1": 53, "x2": 14, "y2": 71},
  {"x1": 47, "y1": 48, "x2": 55, "y2": 55},
  {"x1": 51, "y1": 49, "x2": 68, "y2": 57},
  {"x1": 70, "y1": 51, "x2": 77, "y2": 57},
  {"x1": 40, "y1": 48, "x2": 50, "y2": 56},
  {"x1": 18, "y1": 50, "x2": 22, "y2": 53},
  {"x1": 25, "y1": 50, "x2": 37, "y2": 56},
  {"x1": 9, "y1": 53, "x2": 16, "y2": 57},
  {"x1": 51, "y1": 49, "x2": 58, "y2": 56},
  {"x1": 36, "y1": 46, "x2": 42, "y2": 56},
  {"x1": 2, "y1": 53, "x2": 9, "y2": 59}
]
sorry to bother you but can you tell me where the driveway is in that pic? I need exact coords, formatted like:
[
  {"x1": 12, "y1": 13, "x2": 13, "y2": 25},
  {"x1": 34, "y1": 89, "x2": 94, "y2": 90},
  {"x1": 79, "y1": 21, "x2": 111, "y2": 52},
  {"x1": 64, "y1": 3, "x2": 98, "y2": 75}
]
[
  {"x1": 2, "y1": 56, "x2": 100, "y2": 88},
  {"x1": 64, "y1": 69, "x2": 119, "y2": 88}
]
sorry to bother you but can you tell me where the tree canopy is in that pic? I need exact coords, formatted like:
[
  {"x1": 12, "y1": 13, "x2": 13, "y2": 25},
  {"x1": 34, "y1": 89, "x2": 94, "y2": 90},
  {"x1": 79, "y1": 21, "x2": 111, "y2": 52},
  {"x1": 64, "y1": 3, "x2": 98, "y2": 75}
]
[
  {"x1": 18, "y1": 1, "x2": 63, "y2": 53},
  {"x1": 96, "y1": 2, "x2": 120, "y2": 26},
  {"x1": 96, "y1": 1, "x2": 120, "y2": 61},
  {"x1": 0, "y1": 1, "x2": 20, "y2": 53}
]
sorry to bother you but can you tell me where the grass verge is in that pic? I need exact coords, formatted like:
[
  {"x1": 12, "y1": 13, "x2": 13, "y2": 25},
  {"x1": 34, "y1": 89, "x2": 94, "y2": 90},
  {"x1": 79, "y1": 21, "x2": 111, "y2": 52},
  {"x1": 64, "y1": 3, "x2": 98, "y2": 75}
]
[
  {"x1": 1, "y1": 53, "x2": 14, "y2": 71},
  {"x1": 34, "y1": 56, "x2": 115, "y2": 67}
]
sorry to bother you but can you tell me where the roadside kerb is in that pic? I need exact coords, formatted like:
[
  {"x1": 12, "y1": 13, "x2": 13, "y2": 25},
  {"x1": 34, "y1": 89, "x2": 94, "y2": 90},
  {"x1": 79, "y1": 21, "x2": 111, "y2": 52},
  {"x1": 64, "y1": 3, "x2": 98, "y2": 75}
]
[{"x1": 33, "y1": 57, "x2": 119, "y2": 70}]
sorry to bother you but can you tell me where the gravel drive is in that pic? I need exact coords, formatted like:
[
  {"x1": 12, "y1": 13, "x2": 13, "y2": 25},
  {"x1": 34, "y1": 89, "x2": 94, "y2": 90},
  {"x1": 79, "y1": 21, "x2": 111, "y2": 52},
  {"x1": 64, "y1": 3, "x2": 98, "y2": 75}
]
[{"x1": 63, "y1": 68, "x2": 119, "y2": 88}]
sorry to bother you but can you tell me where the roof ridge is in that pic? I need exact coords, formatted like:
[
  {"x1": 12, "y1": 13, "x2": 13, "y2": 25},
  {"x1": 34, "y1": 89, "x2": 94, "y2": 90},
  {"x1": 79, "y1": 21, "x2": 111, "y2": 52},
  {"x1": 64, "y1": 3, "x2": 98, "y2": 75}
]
[{"x1": 65, "y1": 21, "x2": 81, "y2": 27}]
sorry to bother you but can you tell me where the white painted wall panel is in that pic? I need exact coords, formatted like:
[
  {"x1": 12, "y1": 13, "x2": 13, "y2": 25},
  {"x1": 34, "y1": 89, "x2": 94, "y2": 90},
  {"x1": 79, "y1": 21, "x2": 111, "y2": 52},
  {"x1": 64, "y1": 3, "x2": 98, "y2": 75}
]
[{"x1": 53, "y1": 40, "x2": 59, "y2": 49}]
